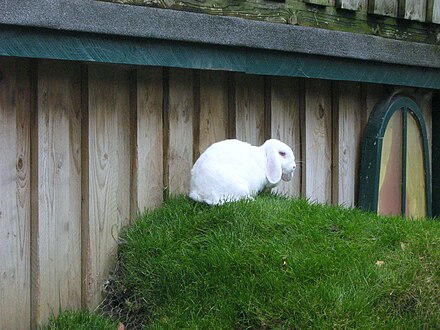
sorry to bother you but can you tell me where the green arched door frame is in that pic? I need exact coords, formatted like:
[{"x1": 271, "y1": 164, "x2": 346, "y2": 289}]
[{"x1": 359, "y1": 95, "x2": 432, "y2": 218}]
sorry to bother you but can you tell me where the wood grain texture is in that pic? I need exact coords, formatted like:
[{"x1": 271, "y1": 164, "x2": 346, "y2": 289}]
[
  {"x1": 362, "y1": 83, "x2": 388, "y2": 131},
  {"x1": 334, "y1": 81, "x2": 362, "y2": 207},
  {"x1": 336, "y1": 0, "x2": 366, "y2": 11},
  {"x1": 84, "y1": 64, "x2": 131, "y2": 308},
  {"x1": 136, "y1": 67, "x2": 164, "y2": 212},
  {"x1": 32, "y1": 60, "x2": 82, "y2": 325},
  {"x1": 400, "y1": 0, "x2": 427, "y2": 21},
  {"x1": 0, "y1": 57, "x2": 31, "y2": 330},
  {"x1": 235, "y1": 73, "x2": 265, "y2": 146},
  {"x1": 104, "y1": 0, "x2": 440, "y2": 44},
  {"x1": 270, "y1": 76, "x2": 301, "y2": 198},
  {"x1": 378, "y1": 110, "x2": 403, "y2": 216},
  {"x1": 368, "y1": 0, "x2": 398, "y2": 17},
  {"x1": 427, "y1": 0, "x2": 440, "y2": 23},
  {"x1": 406, "y1": 112, "x2": 427, "y2": 218},
  {"x1": 304, "y1": 79, "x2": 332, "y2": 204},
  {"x1": 168, "y1": 68, "x2": 194, "y2": 195},
  {"x1": 198, "y1": 70, "x2": 229, "y2": 155}
]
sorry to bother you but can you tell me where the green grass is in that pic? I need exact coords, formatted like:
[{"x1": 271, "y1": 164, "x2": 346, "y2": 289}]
[
  {"x1": 99, "y1": 194, "x2": 440, "y2": 329},
  {"x1": 43, "y1": 310, "x2": 117, "y2": 330}
]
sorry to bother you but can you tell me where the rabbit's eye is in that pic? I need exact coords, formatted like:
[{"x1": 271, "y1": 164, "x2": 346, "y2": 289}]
[{"x1": 279, "y1": 151, "x2": 286, "y2": 157}]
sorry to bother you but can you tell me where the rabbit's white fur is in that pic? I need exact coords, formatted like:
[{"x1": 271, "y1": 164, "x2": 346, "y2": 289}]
[{"x1": 189, "y1": 139, "x2": 296, "y2": 205}]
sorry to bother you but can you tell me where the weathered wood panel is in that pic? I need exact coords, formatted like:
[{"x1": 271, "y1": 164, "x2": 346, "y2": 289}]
[
  {"x1": 0, "y1": 58, "x2": 31, "y2": 330},
  {"x1": 336, "y1": 0, "x2": 367, "y2": 11},
  {"x1": 198, "y1": 70, "x2": 229, "y2": 155},
  {"x1": 362, "y1": 83, "x2": 388, "y2": 129},
  {"x1": 303, "y1": 79, "x2": 332, "y2": 204},
  {"x1": 0, "y1": 59, "x2": 437, "y2": 328},
  {"x1": 235, "y1": 73, "x2": 265, "y2": 146},
  {"x1": 83, "y1": 64, "x2": 131, "y2": 308},
  {"x1": 399, "y1": 0, "x2": 427, "y2": 21},
  {"x1": 406, "y1": 112, "x2": 427, "y2": 218},
  {"x1": 270, "y1": 76, "x2": 301, "y2": 197},
  {"x1": 136, "y1": 67, "x2": 164, "y2": 212},
  {"x1": 427, "y1": 0, "x2": 440, "y2": 26},
  {"x1": 168, "y1": 68, "x2": 194, "y2": 195},
  {"x1": 368, "y1": 0, "x2": 398, "y2": 17},
  {"x1": 333, "y1": 81, "x2": 362, "y2": 206},
  {"x1": 32, "y1": 60, "x2": 82, "y2": 325},
  {"x1": 377, "y1": 110, "x2": 403, "y2": 216},
  {"x1": 106, "y1": 0, "x2": 440, "y2": 44}
]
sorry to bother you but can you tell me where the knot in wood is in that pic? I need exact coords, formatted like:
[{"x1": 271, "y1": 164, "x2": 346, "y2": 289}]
[
  {"x1": 17, "y1": 157, "x2": 23, "y2": 170},
  {"x1": 318, "y1": 104, "x2": 325, "y2": 119}
]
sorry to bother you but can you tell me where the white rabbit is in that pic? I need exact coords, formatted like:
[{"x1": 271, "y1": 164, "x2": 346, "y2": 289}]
[{"x1": 189, "y1": 139, "x2": 296, "y2": 205}]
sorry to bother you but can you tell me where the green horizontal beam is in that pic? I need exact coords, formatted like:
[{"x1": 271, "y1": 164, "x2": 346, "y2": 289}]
[{"x1": 1, "y1": 25, "x2": 440, "y2": 89}]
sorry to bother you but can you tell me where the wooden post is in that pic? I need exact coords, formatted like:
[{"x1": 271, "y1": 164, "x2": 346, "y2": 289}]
[
  {"x1": 235, "y1": 73, "x2": 265, "y2": 146},
  {"x1": 83, "y1": 64, "x2": 131, "y2": 309},
  {"x1": 31, "y1": 60, "x2": 82, "y2": 326},
  {"x1": 303, "y1": 79, "x2": 332, "y2": 204},
  {"x1": 427, "y1": 0, "x2": 440, "y2": 23},
  {"x1": 336, "y1": 0, "x2": 367, "y2": 11},
  {"x1": 136, "y1": 67, "x2": 164, "y2": 212},
  {"x1": 168, "y1": 68, "x2": 194, "y2": 195},
  {"x1": 270, "y1": 76, "x2": 301, "y2": 198},
  {"x1": 198, "y1": 70, "x2": 229, "y2": 155},
  {"x1": 398, "y1": 0, "x2": 427, "y2": 21},
  {"x1": 333, "y1": 81, "x2": 362, "y2": 207},
  {"x1": 368, "y1": 0, "x2": 398, "y2": 17},
  {"x1": 0, "y1": 57, "x2": 31, "y2": 330}
]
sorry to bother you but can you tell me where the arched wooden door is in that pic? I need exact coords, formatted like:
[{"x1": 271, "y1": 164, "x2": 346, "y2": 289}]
[{"x1": 359, "y1": 96, "x2": 432, "y2": 218}]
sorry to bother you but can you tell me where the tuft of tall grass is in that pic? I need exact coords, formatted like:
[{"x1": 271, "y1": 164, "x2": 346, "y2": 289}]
[
  {"x1": 101, "y1": 195, "x2": 440, "y2": 329},
  {"x1": 43, "y1": 310, "x2": 117, "y2": 330}
]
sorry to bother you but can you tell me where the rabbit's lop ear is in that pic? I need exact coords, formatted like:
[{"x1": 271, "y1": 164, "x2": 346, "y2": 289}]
[{"x1": 266, "y1": 147, "x2": 282, "y2": 184}]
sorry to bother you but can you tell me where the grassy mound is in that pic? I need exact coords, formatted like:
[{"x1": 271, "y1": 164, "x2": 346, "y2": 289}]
[{"x1": 102, "y1": 195, "x2": 440, "y2": 329}]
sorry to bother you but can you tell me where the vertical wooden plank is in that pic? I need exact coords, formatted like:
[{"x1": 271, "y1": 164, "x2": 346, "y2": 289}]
[
  {"x1": 361, "y1": 83, "x2": 388, "y2": 133},
  {"x1": 84, "y1": 64, "x2": 131, "y2": 309},
  {"x1": 198, "y1": 70, "x2": 229, "y2": 155},
  {"x1": 270, "y1": 76, "x2": 301, "y2": 198},
  {"x1": 0, "y1": 58, "x2": 31, "y2": 330},
  {"x1": 334, "y1": 81, "x2": 362, "y2": 207},
  {"x1": 304, "y1": 79, "x2": 332, "y2": 204},
  {"x1": 136, "y1": 67, "x2": 163, "y2": 212},
  {"x1": 168, "y1": 68, "x2": 194, "y2": 195},
  {"x1": 399, "y1": 0, "x2": 427, "y2": 21},
  {"x1": 406, "y1": 112, "x2": 427, "y2": 218},
  {"x1": 368, "y1": 0, "x2": 398, "y2": 17},
  {"x1": 32, "y1": 60, "x2": 82, "y2": 325},
  {"x1": 336, "y1": 0, "x2": 367, "y2": 11},
  {"x1": 129, "y1": 71, "x2": 138, "y2": 219},
  {"x1": 227, "y1": 73, "x2": 236, "y2": 139},
  {"x1": 235, "y1": 73, "x2": 265, "y2": 146},
  {"x1": 427, "y1": 0, "x2": 440, "y2": 23},
  {"x1": 80, "y1": 64, "x2": 90, "y2": 310},
  {"x1": 377, "y1": 110, "x2": 403, "y2": 216}
]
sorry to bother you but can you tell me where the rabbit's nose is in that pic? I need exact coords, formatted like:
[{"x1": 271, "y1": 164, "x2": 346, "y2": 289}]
[{"x1": 292, "y1": 163, "x2": 296, "y2": 171}]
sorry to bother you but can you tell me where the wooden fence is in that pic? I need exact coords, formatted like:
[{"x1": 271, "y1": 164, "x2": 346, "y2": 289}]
[
  {"x1": 0, "y1": 56, "x2": 433, "y2": 328},
  {"x1": 109, "y1": 0, "x2": 440, "y2": 45}
]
